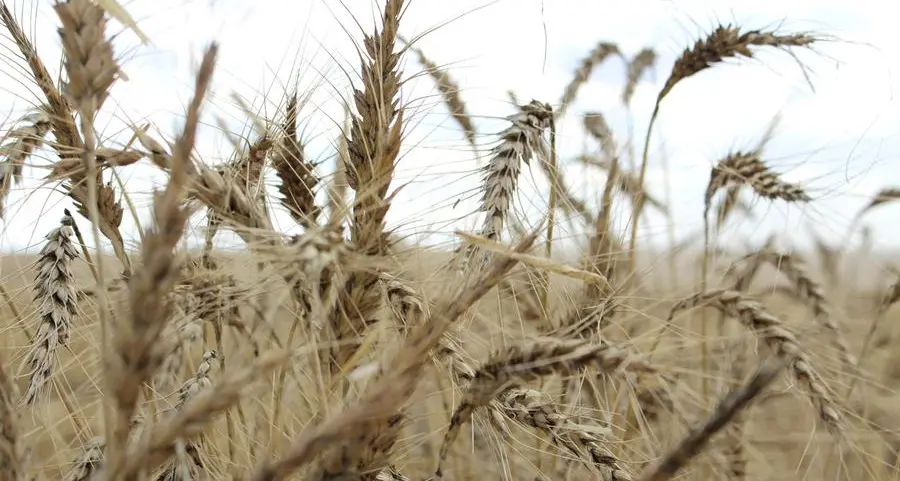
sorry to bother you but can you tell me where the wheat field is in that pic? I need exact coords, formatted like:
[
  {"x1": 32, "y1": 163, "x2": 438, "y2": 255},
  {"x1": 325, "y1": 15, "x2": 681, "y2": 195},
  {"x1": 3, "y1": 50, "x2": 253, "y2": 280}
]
[{"x1": 0, "y1": 1, "x2": 898, "y2": 481}]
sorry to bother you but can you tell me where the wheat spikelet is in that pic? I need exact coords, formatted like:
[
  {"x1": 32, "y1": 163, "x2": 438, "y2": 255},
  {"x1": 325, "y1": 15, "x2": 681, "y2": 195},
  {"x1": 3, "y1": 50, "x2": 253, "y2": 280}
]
[
  {"x1": 622, "y1": 48, "x2": 656, "y2": 105},
  {"x1": 406, "y1": 41, "x2": 477, "y2": 152},
  {"x1": 855, "y1": 187, "x2": 900, "y2": 219},
  {"x1": 635, "y1": 360, "x2": 786, "y2": 481},
  {"x1": 273, "y1": 92, "x2": 320, "y2": 227},
  {"x1": 437, "y1": 338, "x2": 659, "y2": 476},
  {"x1": 497, "y1": 387, "x2": 632, "y2": 480},
  {"x1": 24, "y1": 211, "x2": 79, "y2": 405},
  {"x1": 558, "y1": 41, "x2": 620, "y2": 118},
  {"x1": 741, "y1": 250, "x2": 855, "y2": 371},
  {"x1": 668, "y1": 289, "x2": 841, "y2": 433}
]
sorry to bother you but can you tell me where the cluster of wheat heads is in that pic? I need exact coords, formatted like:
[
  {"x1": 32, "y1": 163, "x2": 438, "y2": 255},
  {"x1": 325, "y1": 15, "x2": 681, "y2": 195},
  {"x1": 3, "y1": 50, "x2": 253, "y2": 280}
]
[{"x1": 0, "y1": 1, "x2": 899, "y2": 480}]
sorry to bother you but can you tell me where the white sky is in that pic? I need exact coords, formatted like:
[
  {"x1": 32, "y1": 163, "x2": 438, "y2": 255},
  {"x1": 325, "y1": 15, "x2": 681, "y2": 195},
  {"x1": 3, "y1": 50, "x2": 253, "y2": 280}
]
[{"x1": 1, "y1": 0, "x2": 899, "y2": 257}]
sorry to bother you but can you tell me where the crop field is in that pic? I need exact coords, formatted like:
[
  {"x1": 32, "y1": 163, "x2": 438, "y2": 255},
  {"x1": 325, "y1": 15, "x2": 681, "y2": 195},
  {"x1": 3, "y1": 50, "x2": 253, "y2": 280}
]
[{"x1": 0, "y1": 1, "x2": 898, "y2": 481}]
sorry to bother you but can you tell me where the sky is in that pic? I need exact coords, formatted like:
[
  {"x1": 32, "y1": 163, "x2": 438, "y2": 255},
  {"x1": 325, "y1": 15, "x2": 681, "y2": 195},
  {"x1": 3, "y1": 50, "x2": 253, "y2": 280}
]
[{"x1": 0, "y1": 0, "x2": 899, "y2": 258}]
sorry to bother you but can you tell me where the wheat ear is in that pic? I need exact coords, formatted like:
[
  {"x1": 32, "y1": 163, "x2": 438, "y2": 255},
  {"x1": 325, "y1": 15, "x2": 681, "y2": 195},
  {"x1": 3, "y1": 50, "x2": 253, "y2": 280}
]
[
  {"x1": 331, "y1": 0, "x2": 406, "y2": 374},
  {"x1": 156, "y1": 349, "x2": 218, "y2": 481},
  {"x1": 406, "y1": 40, "x2": 477, "y2": 153},
  {"x1": 25, "y1": 210, "x2": 79, "y2": 405},
  {"x1": 273, "y1": 92, "x2": 320, "y2": 227},
  {"x1": 668, "y1": 289, "x2": 841, "y2": 434},
  {"x1": 437, "y1": 339, "x2": 659, "y2": 477},
  {"x1": 854, "y1": 187, "x2": 900, "y2": 220},
  {"x1": 557, "y1": 41, "x2": 620, "y2": 118},
  {"x1": 705, "y1": 152, "x2": 810, "y2": 216},
  {"x1": 0, "y1": 110, "x2": 51, "y2": 218},
  {"x1": 497, "y1": 387, "x2": 632, "y2": 480},
  {"x1": 102, "y1": 44, "x2": 216, "y2": 479},
  {"x1": 459, "y1": 100, "x2": 553, "y2": 273},
  {"x1": 742, "y1": 250, "x2": 855, "y2": 372},
  {"x1": 55, "y1": 0, "x2": 132, "y2": 277},
  {"x1": 622, "y1": 48, "x2": 656, "y2": 105},
  {"x1": 63, "y1": 437, "x2": 105, "y2": 481},
  {"x1": 630, "y1": 25, "x2": 817, "y2": 273}
]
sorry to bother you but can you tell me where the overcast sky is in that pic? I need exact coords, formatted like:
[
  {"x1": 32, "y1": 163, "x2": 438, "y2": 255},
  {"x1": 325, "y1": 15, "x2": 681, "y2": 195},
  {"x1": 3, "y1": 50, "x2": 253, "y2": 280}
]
[{"x1": 0, "y1": 0, "x2": 898, "y2": 257}]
